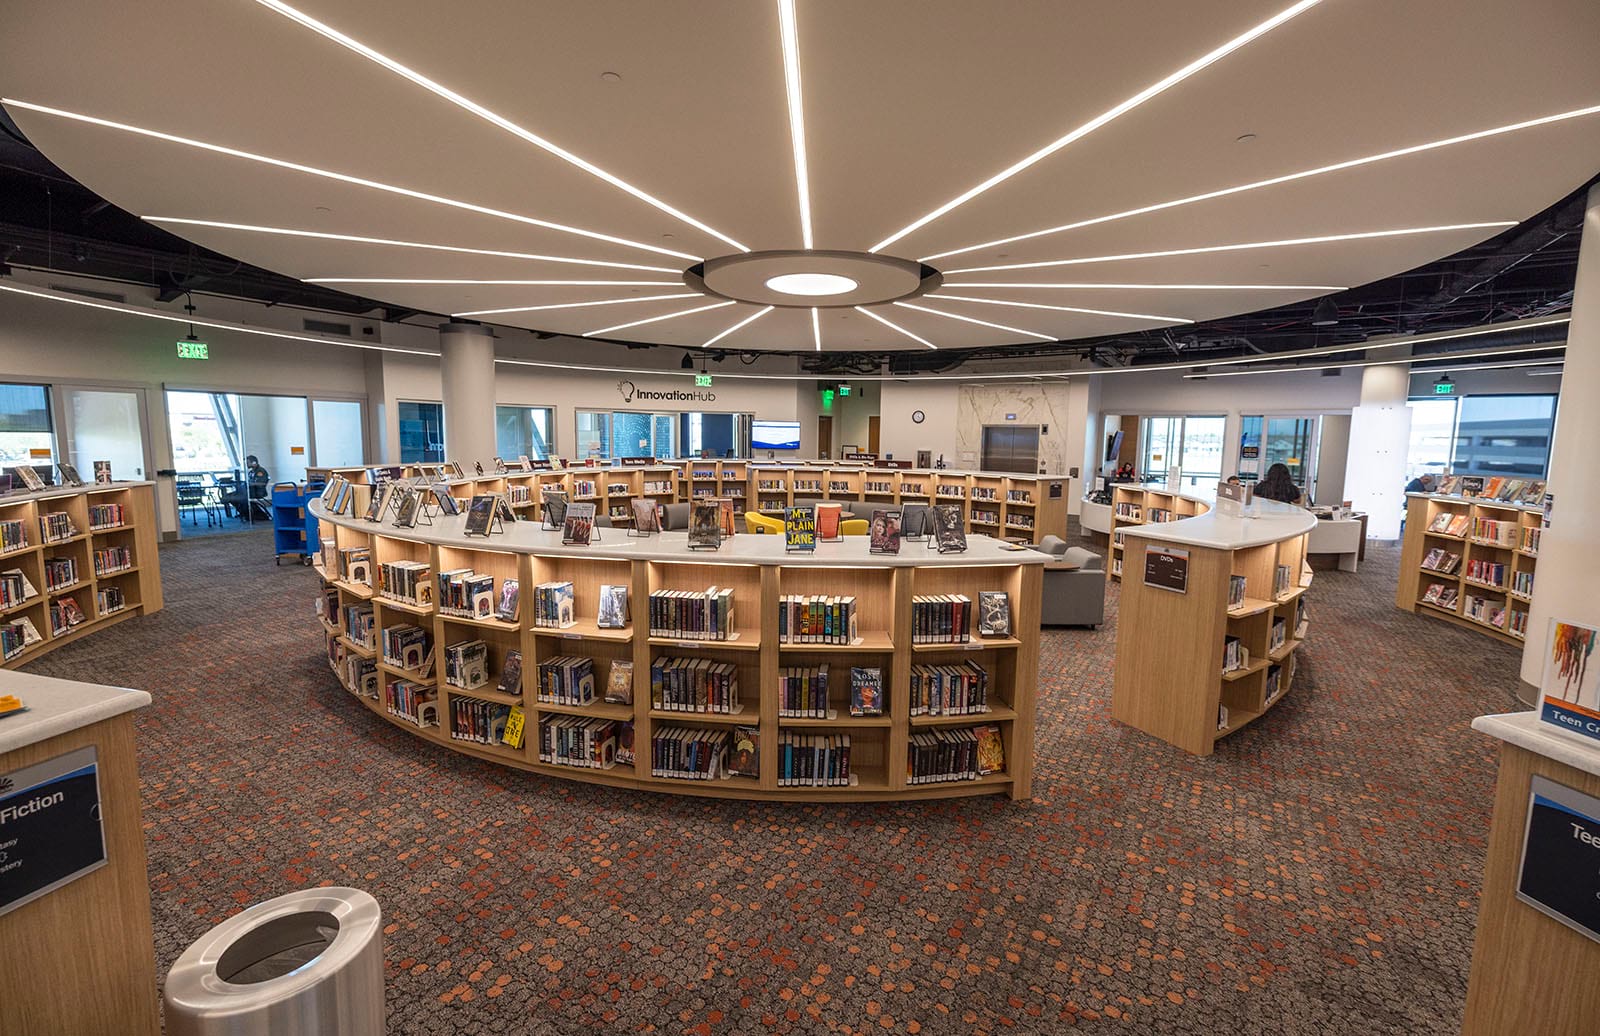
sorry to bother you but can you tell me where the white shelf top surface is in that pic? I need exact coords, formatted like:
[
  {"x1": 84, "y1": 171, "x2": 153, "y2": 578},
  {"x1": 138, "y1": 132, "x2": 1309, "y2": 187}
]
[
  {"x1": 1473, "y1": 711, "x2": 1600, "y2": 780},
  {"x1": 0, "y1": 481, "x2": 154, "y2": 508},
  {"x1": 1118, "y1": 494, "x2": 1317, "y2": 550},
  {"x1": 312, "y1": 501, "x2": 1045, "y2": 569},
  {"x1": 0, "y1": 669, "x2": 152, "y2": 756}
]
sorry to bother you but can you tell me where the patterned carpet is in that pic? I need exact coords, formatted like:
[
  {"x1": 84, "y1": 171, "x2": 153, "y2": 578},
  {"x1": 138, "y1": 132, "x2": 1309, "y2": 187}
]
[{"x1": 22, "y1": 523, "x2": 1526, "y2": 1035}]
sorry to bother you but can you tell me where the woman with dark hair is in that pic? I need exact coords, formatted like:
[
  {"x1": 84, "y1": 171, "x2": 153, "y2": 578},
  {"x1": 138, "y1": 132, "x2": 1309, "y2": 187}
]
[{"x1": 1252, "y1": 462, "x2": 1302, "y2": 504}]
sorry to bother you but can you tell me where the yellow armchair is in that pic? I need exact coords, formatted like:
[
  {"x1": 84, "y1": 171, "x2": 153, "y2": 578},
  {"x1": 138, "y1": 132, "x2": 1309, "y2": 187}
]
[
  {"x1": 745, "y1": 511, "x2": 784, "y2": 535},
  {"x1": 840, "y1": 518, "x2": 869, "y2": 536}
]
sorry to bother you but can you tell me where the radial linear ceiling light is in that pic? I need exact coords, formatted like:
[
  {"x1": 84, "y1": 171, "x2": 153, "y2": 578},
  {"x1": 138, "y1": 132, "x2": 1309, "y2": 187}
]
[
  {"x1": 309, "y1": 278, "x2": 677, "y2": 286},
  {"x1": 454, "y1": 293, "x2": 701, "y2": 317},
  {"x1": 1311, "y1": 297, "x2": 1340, "y2": 326},
  {"x1": 893, "y1": 302, "x2": 1055, "y2": 341},
  {"x1": 143, "y1": 218, "x2": 682, "y2": 273},
  {"x1": 583, "y1": 299, "x2": 735, "y2": 337},
  {"x1": 944, "y1": 281, "x2": 1346, "y2": 291},
  {"x1": 1183, "y1": 342, "x2": 1565, "y2": 379},
  {"x1": 777, "y1": 0, "x2": 815, "y2": 249},
  {"x1": 924, "y1": 102, "x2": 1600, "y2": 262},
  {"x1": 0, "y1": 281, "x2": 438, "y2": 356},
  {"x1": 0, "y1": 99, "x2": 702, "y2": 262},
  {"x1": 946, "y1": 223, "x2": 1517, "y2": 274},
  {"x1": 702, "y1": 305, "x2": 774, "y2": 348},
  {"x1": 870, "y1": 0, "x2": 1325, "y2": 252},
  {"x1": 810, "y1": 307, "x2": 822, "y2": 352},
  {"x1": 249, "y1": 0, "x2": 747, "y2": 252},
  {"x1": 766, "y1": 272, "x2": 857, "y2": 296},
  {"x1": 854, "y1": 306, "x2": 937, "y2": 350},
  {"x1": 929, "y1": 293, "x2": 1190, "y2": 324}
]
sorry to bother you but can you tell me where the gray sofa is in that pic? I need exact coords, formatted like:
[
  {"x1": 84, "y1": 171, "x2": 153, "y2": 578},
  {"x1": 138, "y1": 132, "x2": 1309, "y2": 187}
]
[{"x1": 1030, "y1": 535, "x2": 1106, "y2": 628}]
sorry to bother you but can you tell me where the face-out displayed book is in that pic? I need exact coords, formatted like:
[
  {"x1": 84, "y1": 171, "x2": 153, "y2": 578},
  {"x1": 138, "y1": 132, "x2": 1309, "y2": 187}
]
[
  {"x1": 784, "y1": 505, "x2": 816, "y2": 552},
  {"x1": 631, "y1": 498, "x2": 660, "y2": 533},
  {"x1": 463, "y1": 494, "x2": 497, "y2": 536},
  {"x1": 815, "y1": 502, "x2": 842, "y2": 541},
  {"x1": 431, "y1": 484, "x2": 460, "y2": 515},
  {"x1": 393, "y1": 489, "x2": 421, "y2": 528},
  {"x1": 850, "y1": 667, "x2": 883, "y2": 717},
  {"x1": 978, "y1": 591, "x2": 1012, "y2": 637},
  {"x1": 563, "y1": 502, "x2": 597, "y2": 545},
  {"x1": 92, "y1": 461, "x2": 113, "y2": 484},
  {"x1": 689, "y1": 501, "x2": 722, "y2": 549},
  {"x1": 12, "y1": 464, "x2": 44, "y2": 491},
  {"x1": 57, "y1": 462, "x2": 83, "y2": 487},
  {"x1": 868, "y1": 509, "x2": 901, "y2": 554},
  {"x1": 494, "y1": 494, "x2": 518, "y2": 524},
  {"x1": 362, "y1": 483, "x2": 390, "y2": 522},
  {"x1": 495, "y1": 578, "x2": 520, "y2": 623},
  {"x1": 541, "y1": 488, "x2": 569, "y2": 527},
  {"x1": 933, "y1": 503, "x2": 967, "y2": 553},
  {"x1": 597, "y1": 583, "x2": 629, "y2": 628}
]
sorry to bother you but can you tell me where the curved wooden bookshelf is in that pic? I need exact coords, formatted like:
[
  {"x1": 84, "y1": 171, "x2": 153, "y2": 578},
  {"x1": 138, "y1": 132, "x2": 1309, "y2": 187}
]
[
  {"x1": 0, "y1": 482, "x2": 163, "y2": 669},
  {"x1": 310, "y1": 498, "x2": 1042, "y2": 802},
  {"x1": 1110, "y1": 494, "x2": 1315, "y2": 755}
]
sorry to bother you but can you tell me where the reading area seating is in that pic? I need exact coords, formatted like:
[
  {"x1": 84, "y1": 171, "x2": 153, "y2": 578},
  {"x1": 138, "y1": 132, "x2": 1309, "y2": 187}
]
[{"x1": 1031, "y1": 536, "x2": 1106, "y2": 628}]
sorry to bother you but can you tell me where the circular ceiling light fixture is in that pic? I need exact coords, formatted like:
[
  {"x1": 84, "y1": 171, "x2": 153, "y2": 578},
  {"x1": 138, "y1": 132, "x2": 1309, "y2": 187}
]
[{"x1": 764, "y1": 272, "x2": 859, "y2": 297}]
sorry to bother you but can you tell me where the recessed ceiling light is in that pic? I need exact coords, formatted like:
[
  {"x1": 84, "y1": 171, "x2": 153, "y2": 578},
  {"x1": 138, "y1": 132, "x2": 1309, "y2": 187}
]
[
  {"x1": 2, "y1": 98, "x2": 704, "y2": 262},
  {"x1": 702, "y1": 305, "x2": 775, "y2": 348},
  {"x1": 766, "y1": 272, "x2": 857, "y2": 296},
  {"x1": 1236, "y1": 133, "x2": 1258, "y2": 143},
  {"x1": 943, "y1": 281, "x2": 1345, "y2": 291},
  {"x1": 306, "y1": 278, "x2": 679, "y2": 286},
  {"x1": 870, "y1": 0, "x2": 1325, "y2": 252},
  {"x1": 922, "y1": 102, "x2": 1600, "y2": 262},
  {"x1": 778, "y1": 0, "x2": 815, "y2": 249},
  {"x1": 247, "y1": 0, "x2": 746, "y2": 251},
  {"x1": 929, "y1": 293, "x2": 1190, "y2": 324},
  {"x1": 583, "y1": 299, "x2": 735, "y2": 337},
  {"x1": 854, "y1": 306, "x2": 937, "y2": 350},
  {"x1": 454, "y1": 293, "x2": 703, "y2": 317},
  {"x1": 946, "y1": 222, "x2": 1517, "y2": 274},
  {"x1": 142, "y1": 217, "x2": 682, "y2": 273},
  {"x1": 893, "y1": 301, "x2": 1055, "y2": 341}
]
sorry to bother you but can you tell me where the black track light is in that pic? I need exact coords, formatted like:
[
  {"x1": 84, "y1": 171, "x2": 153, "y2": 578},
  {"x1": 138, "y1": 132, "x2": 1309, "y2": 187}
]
[
  {"x1": 1311, "y1": 297, "x2": 1340, "y2": 327},
  {"x1": 681, "y1": 352, "x2": 695, "y2": 369}
]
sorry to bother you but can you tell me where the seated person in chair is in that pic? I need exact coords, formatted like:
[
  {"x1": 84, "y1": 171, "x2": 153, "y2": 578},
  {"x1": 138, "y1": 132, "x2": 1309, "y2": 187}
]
[{"x1": 223, "y1": 455, "x2": 270, "y2": 518}]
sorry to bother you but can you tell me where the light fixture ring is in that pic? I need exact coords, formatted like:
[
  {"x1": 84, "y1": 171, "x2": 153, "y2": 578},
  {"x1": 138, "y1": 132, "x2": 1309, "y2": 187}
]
[{"x1": 686, "y1": 249, "x2": 941, "y2": 308}]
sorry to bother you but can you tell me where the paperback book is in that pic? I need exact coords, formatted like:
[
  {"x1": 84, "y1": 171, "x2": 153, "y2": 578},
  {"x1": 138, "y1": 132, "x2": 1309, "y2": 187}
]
[
  {"x1": 728, "y1": 725, "x2": 760, "y2": 779},
  {"x1": 868, "y1": 509, "x2": 901, "y2": 554},
  {"x1": 563, "y1": 502, "x2": 597, "y2": 545},
  {"x1": 933, "y1": 504, "x2": 967, "y2": 553},
  {"x1": 688, "y1": 501, "x2": 722, "y2": 550},
  {"x1": 463, "y1": 494, "x2": 497, "y2": 536},
  {"x1": 977, "y1": 591, "x2": 1012, "y2": 637},
  {"x1": 784, "y1": 505, "x2": 816, "y2": 553},
  {"x1": 597, "y1": 584, "x2": 630, "y2": 629},
  {"x1": 495, "y1": 579, "x2": 520, "y2": 622},
  {"x1": 849, "y1": 666, "x2": 883, "y2": 717}
]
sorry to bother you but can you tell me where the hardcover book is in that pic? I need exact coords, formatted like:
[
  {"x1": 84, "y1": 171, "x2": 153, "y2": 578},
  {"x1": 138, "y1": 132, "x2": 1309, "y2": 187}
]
[
  {"x1": 463, "y1": 494, "x2": 496, "y2": 536},
  {"x1": 689, "y1": 501, "x2": 722, "y2": 549},
  {"x1": 13, "y1": 465, "x2": 44, "y2": 491},
  {"x1": 605, "y1": 659, "x2": 633, "y2": 704},
  {"x1": 728, "y1": 725, "x2": 760, "y2": 779},
  {"x1": 431, "y1": 485, "x2": 460, "y2": 515},
  {"x1": 393, "y1": 490, "x2": 420, "y2": 528},
  {"x1": 494, "y1": 494, "x2": 517, "y2": 524},
  {"x1": 363, "y1": 483, "x2": 389, "y2": 523},
  {"x1": 850, "y1": 667, "x2": 883, "y2": 717},
  {"x1": 978, "y1": 591, "x2": 1012, "y2": 636},
  {"x1": 541, "y1": 488, "x2": 569, "y2": 527},
  {"x1": 933, "y1": 503, "x2": 967, "y2": 553},
  {"x1": 563, "y1": 502, "x2": 596, "y2": 545},
  {"x1": 784, "y1": 505, "x2": 816, "y2": 552},
  {"x1": 631, "y1": 497, "x2": 661, "y2": 533},
  {"x1": 868, "y1": 509, "x2": 902, "y2": 554},
  {"x1": 975, "y1": 725, "x2": 1005, "y2": 775},
  {"x1": 92, "y1": 461, "x2": 113, "y2": 484},
  {"x1": 816, "y1": 502, "x2": 842, "y2": 541},
  {"x1": 497, "y1": 649, "x2": 523, "y2": 697},
  {"x1": 57, "y1": 462, "x2": 83, "y2": 487},
  {"x1": 597, "y1": 584, "x2": 629, "y2": 628},
  {"x1": 495, "y1": 578, "x2": 520, "y2": 622}
]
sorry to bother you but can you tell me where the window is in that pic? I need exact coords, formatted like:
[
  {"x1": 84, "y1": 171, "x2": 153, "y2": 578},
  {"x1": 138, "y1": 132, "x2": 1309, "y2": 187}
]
[
  {"x1": 1238, "y1": 415, "x2": 1318, "y2": 491},
  {"x1": 0, "y1": 383, "x2": 54, "y2": 467},
  {"x1": 495, "y1": 405, "x2": 553, "y2": 461},
  {"x1": 1138, "y1": 417, "x2": 1179, "y2": 479},
  {"x1": 680, "y1": 412, "x2": 751, "y2": 458},
  {"x1": 1139, "y1": 415, "x2": 1224, "y2": 488},
  {"x1": 576, "y1": 410, "x2": 677, "y2": 460},
  {"x1": 575, "y1": 410, "x2": 611, "y2": 459},
  {"x1": 1405, "y1": 394, "x2": 1556, "y2": 479},
  {"x1": 398, "y1": 401, "x2": 444, "y2": 463}
]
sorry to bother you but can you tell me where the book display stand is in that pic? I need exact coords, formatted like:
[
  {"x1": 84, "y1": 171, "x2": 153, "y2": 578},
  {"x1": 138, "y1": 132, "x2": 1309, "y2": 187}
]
[
  {"x1": 1395, "y1": 490, "x2": 1543, "y2": 645},
  {"x1": 311, "y1": 493, "x2": 1042, "y2": 802}
]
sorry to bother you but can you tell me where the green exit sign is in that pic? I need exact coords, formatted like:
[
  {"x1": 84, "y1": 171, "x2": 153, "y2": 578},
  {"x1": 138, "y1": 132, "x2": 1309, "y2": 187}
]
[
  {"x1": 176, "y1": 339, "x2": 209, "y2": 360},
  {"x1": 694, "y1": 373, "x2": 712, "y2": 387},
  {"x1": 1434, "y1": 380, "x2": 1454, "y2": 395}
]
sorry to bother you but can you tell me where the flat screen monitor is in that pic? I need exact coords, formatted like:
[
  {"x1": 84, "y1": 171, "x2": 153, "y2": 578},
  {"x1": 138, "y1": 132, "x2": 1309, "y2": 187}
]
[
  {"x1": 752, "y1": 420, "x2": 801, "y2": 451},
  {"x1": 1105, "y1": 429, "x2": 1124, "y2": 463}
]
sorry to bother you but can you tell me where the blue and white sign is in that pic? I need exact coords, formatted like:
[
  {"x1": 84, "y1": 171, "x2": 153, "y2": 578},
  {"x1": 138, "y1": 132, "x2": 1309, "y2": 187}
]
[
  {"x1": 0, "y1": 745, "x2": 105, "y2": 917},
  {"x1": 1517, "y1": 775, "x2": 1600, "y2": 944}
]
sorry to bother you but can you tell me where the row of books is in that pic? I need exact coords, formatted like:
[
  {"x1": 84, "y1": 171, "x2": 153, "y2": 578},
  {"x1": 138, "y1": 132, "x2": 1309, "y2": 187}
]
[
  {"x1": 384, "y1": 678, "x2": 436, "y2": 728},
  {"x1": 1464, "y1": 559, "x2": 1508, "y2": 586},
  {"x1": 970, "y1": 508, "x2": 1000, "y2": 525},
  {"x1": 863, "y1": 480, "x2": 894, "y2": 494},
  {"x1": 1114, "y1": 503, "x2": 1143, "y2": 519},
  {"x1": 97, "y1": 585, "x2": 127, "y2": 615},
  {"x1": 93, "y1": 546, "x2": 133, "y2": 576},
  {"x1": 1421, "y1": 548, "x2": 1462, "y2": 574},
  {"x1": 643, "y1": 479, "x2": 674, "y2": 495},
  {"x1": 778, "y1": 731, "x2": 855, "y2": 787},
  {"x1": 40, "y1": 512, "x2": 76, "y2": 543},
  {"x1": 1433, "y1": 475, "x2": 1546, "y2": 504},
  {"x1": 971, "y1": 488, "x2": 1000, "y2": 501},
  {"x1": 378, "y1": 560, "x2": 433, "y2": 607},
  {"x1": 1269, "y1": 617, "x2": 1287, "y2": 652},
  {"x1": 48, "y1": 596, "x2": 88, "y2": 635},
  {"x1": 907, "y1": 725, "x2": 1005, "y2": 784},
  {"x1": 1510, "y1": 610, "x2": 1530, "y2": 638},
  {"x1": 1426, "y1": 512, "x2": 1471, "y2": 537},
  {"x1": 911, "y1": 595, "x2": 972, "y2": 644},
  {"x1": 1147, "y1": 507, "x2": 1173, "y2": 523},
  {"x1": 507, "y1": 484, "x2": 532, "y2": 506},
  {"x1": 0, "y1": 568, "x2": 36, "y2": 608},
  {"x1": 648, "y1": 587, "x2": 736, "y2": 640},
  {"x1": 1224, "y1": 635, "x2": 1251, "y2": 674},
  {"x1": 649, "y1": 657, "x2": 742, "y2": 714},
  {"x1": 1, "y1": 617, "x2": 43, "y2": 659},
  {"x1": 1513, "y1": 571, "x2": 1534, "y2": 596},
  {"x1": 1265, "y1": 662, "x2": 1284, "y2": 706},
  {"x1": 450, "y1": 696, "x2": 512, "y2": 745},
  {"x1": 777, "y1": 595, "x2": 859, "y2": 644},
  {"x1": 88, "y1": 503, "x2": 126, "y2": 529},
  {"x1": 1272, "y1": 563, "x2": 1293, "y2": 598},
  {"x1": 1228, "y1": 574, "x2": 1247, "y2": 609},
  {"x1": 442, "y1": 640, "x2": 490, "y2": 690},
  {"x1": 901, "y1": 483, "x2": 927, "y2": 496},
  {"x1": 339, "y1": 546, "x2": 373, "y2": 586},
  {"x1": 381, "y1": 623, "x2": 431, "y2": 672},
  {"x1": 1523, "y1": 527, "x2": 1542, "y2": 554},
  {"x1": 650, "y1": 725, "x2": 726, "y2": 780},
  {"x1": 531, "y1": 581, "x2": 576, "y2": 628},
  {"x1": 0, "y1": 520, "x2": 25, "y2": 553},
  {"x1": 910, "y1": 660, "x2": 990, "y2": 716},
  {"x1": 1004, "y1": 490, "x2": 1032, "y2": 503},
  {"x1": 536, "y1": 655, "x2": 597, "y2": 705},
  {"x1": 539, "y1": 715, "x2": 624, "y2": 769},
  {"x1": 606, "y1": 482, "x2": 631, "y2": 496},
  {"x1": 44, "y1": 556, "x2": 77, "y2": 590},
  {"x1": 437, "y1": 569, "x2": 499, "y2": 619},
  {"x1": 344, "y1": 604, "x2": 375, "y2": 648},
  {"x1": 1472, "y1": 517, "x2": 1518, "y2": 547},
  {"x1": 1464, "y1": 594, "x2": 1508, "y2": 629},
  {"x1": 777, "y1": 664, "x2": 830, "y2": 718},
  {"x1": 1421, "y1": 583, "x2": 1460, "y2": 610},
  {"x1": 936, "y1": 486, "x2": 965, "y2": 498},
  {"x1": 343, "y1": 656, "x2": 379, "y2": 699}
]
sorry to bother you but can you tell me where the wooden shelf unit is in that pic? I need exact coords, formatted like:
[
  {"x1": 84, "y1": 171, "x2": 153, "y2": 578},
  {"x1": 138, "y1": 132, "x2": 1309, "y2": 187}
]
[
  {"x1": 313, "y1": 507, "x2": 1041, "y2": 802},
  {"x1": 1111, "y1": 509, "x2": 1311, "y2": 755},
  {"x1": 1108, "y1": 486, "x2": 1211, "y2": 581},
  {"x1": 0, "y1": 483, "x2": 163, "y2": 668},
  {"x1": 1396, "y1": 493, "x2": 1540, "y2": 645}
]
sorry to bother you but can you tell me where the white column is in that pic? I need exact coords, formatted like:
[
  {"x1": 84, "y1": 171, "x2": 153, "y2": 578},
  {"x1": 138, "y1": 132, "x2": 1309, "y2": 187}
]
[
  {"x1": 1342, "y1": 361, "x2": 1411, "y2": 539},
  {"x1": 439, "y1": 322, "x2": 497, "y2": 469},
  {"x1": 1064, "y1": 376, "x2": 1099, "y2": 514},
  {"x1": 1521, "y1": 182, "x2": 1600, "y2": 689}
]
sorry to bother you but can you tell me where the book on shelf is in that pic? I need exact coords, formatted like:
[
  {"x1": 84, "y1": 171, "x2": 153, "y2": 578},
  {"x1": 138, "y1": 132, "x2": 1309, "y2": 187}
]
[
  {"x1": 779, "y1": 732, "x2": 853, "y2": 787},
  {"x1": 649, "y1": 656, "x2": 740, "y2": 713},
  {"x1": 0, "y1": 519, "x2": 27, "y2": 553},
  {"x1": 688, "y1": 501, "x2": 722, "y2": 549},
  {"x1": 339, "y1": 546, "x2": 372, "y2": 586},
  {"x1": 378, "y1": 560, "x2": 433, "y2": 607},
  {"x1": 381, "y1": 624, "x2": 431, "y2": 671},
  {"x1": 343, "y1": 603, "x2": 375, "y2": 647},
  {"x1": 649, "y1": 587, "x2": 735, "y2": 640},
  {"x1": 850, "y1": 666, "x2": 883, "y2": 716},
  {"x1": 344, "y1": 656, "x2": 379, "y2": 699},
  {"x1": 1464, "y1": 595, "x2": 1508, "y2": 629},
  {"x1": 650, "y1": 726, "x2": 727, "y2": 780},
  {"x1": 728, "y1": 725, "x2": 760, "y2": 779},
  {"x1": 450, "y1": 695, "x2": 513, "y2": 746},
  {"x1": 463, "y1": 494, "x2": 496, "y2": 536},
  {"x1": 1523, "y1": 527, "x2": 1542, "y2": 554},
  {"x1": 604, "y1": 659, "x2": 633, "y2": 704},
  {"x1": 1427, "y1": 512, "x2": 1454, "y2": 533},
  {"x1": 933, "y1": 504, "x2": 967, "y2": 553},
  {"x1": 495, "y1": 578, "x2": 520, "y2": 622},
  {"x1": 977, "y1": 591, "x2": 1012, "y2": 637},
  {"x1": 537, "y1": 655, "x2": 597, "y2": 705},
  {"x1": 497, "y1": 649, "x2": 523, "y2": 697},
  {"x1": 907, "y1": 725, "x2": 1001, "y2": 784},
  {"x1": 503, "y1": 705, "x2": 527, "y2": 749},
  {"x1": 1465, "y1": 559, "x2": 1507, "y2": 586},
  {"x1": 1514, "y1": 571, "x2": 1534, "y2": 596},
  {"x1": 911, "y1": 659, "x2": 989, "y2": 715},
  {"x1": 40, "y1": 512, "x2": 77, "y2": 543},
  {"x1": 783, "y1": 505, "x2": 816, "y2": 552},
  {"x1": 1223, "y1": 635, "x2": 1249, "y2": 673},
  {"x1": 1421, "y1": 582, "x2": 1449, "y2": 606},
  {"x1": 539, "y1": 715, "x2": 622, "y2": 769},
  {"x1": 88, "y1": 502, "x2": 126, "y2": 528},
  {"x1": 868, "y1": 509, "x2": 901, "y2": 554},
  {"x1": 911, "y1": 594, "x2": 971, "y2": 643},
  {"x1": 779, "y1": 594, "x2": 857, "y2": 644},
  {"x1": 1420, "y1": 548, "x2": 1462, "y2": 574},
  {"x1": 533, "y1": 581, "x2": 577, "y2": 628},
  {"x1": 383, "y1": 678, "x2": 437, "y2": 727},
  {"x1": 1272, "y1": 563, "x2": 1292, "y2": 598},
  {"x1": 0, "y1": 568, "x2": 38, "y2": 608},
  {"x1": 630, "y1": 498, "x2": 661, "y2": 533},
  {"x1": 1228, "y1": 575, "x2": 1247, "y2": 609},
  {"x1": 778, "y1": 663, "x2": 831, "y2": 718},
  {"x1": 48, "y1": 596, "x2": 88, "y2": 635},
  {"x1": 43, "y1": 556, "x2": 77, "y2": 591},
  {"x1": 443, "y1": 640, "x2": 490, "y2": 690},
  {"x1": 1509, "y1": 609, "x2": 1530, "y2": 638},
  {"x1": 436, "y1": 569, "x2": 493, "y2": 618},
  {"x1": 597, "y1": 584, "x2": 630, "y2": 629},
  {"x1": 562, "y1": 502, "x2": 596, "y2": 545}
]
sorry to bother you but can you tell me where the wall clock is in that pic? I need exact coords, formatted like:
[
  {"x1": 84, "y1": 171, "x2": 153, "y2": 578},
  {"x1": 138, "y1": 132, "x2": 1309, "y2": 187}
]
[{"x1": 912, "y1": 410, "x2": 925, "y2": 423}]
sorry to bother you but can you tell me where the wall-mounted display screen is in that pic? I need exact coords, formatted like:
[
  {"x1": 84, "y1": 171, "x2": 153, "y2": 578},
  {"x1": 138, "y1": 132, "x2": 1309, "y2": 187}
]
[{"x1": 752, "y1": 420, "x2": 801, "y2": 451}]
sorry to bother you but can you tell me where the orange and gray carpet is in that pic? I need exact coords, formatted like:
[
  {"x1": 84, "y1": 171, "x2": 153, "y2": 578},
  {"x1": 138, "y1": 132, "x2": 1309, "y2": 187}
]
[{"x1": 25, "y1": 526, "x2": 1523, "y2": 1034}]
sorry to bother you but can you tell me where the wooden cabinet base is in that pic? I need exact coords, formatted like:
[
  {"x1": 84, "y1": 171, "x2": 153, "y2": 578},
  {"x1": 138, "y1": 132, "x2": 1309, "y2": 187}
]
[{"x1": 1462, "y1": 743, "x2": 1600, "y2": 1036}]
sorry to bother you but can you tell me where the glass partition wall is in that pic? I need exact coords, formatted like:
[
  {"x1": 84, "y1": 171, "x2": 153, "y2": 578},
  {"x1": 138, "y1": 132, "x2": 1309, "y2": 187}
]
[
  {"x1": 1137, "y1": 415, "x2": 1225, "y2": 489},
  {"x1": 1238, "y1": 415, "x2": 1320, "y2": 497}
]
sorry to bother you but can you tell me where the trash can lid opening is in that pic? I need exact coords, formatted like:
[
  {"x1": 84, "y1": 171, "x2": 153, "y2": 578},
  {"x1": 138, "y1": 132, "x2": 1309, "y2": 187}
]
[{"x1": 216, "y1": 910, "x2": 341, "y2": 985}]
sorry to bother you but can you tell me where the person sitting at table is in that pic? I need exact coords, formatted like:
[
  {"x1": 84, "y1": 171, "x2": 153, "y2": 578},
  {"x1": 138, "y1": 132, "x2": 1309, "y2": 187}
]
[
  {"x1": 1252, "y1": 462, "x2": 1303, "y2": 504},
  {"x1": 223, "y1": 455, "x2": 269, "y2": 518}
]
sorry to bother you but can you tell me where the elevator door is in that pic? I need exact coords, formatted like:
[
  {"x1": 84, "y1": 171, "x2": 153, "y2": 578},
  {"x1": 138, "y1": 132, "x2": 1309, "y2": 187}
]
[{"x1": 980, "y1": 425, "x2": 1040, "y2": 473}]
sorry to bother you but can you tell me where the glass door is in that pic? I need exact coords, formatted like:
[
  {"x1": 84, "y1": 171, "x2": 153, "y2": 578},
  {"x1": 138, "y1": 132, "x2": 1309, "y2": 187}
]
[
  {"x1": 1241, "y1": 415, "x2": 1321, "y2": 498},
  {"x1": 56, "y1": 386, "x2": 150, "y2": 481}
]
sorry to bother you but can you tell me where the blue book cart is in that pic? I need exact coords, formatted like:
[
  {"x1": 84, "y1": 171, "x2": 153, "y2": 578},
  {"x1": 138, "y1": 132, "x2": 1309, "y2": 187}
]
[{"x1": 272, "y1": 481, "x2": 323, "y2": 564}]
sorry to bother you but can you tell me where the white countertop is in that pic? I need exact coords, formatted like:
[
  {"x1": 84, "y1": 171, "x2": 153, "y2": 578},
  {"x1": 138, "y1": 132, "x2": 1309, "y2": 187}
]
[
  {"x1": 1118, "y1": 497, "x2": 1317, "y2": 550},
  {"x1": 0, "y1": 480, "x2": 154, "y2": 507},
  {"x1": 1407, "y1": 491, "x2": 1542, "y2": 514},
  {"x1": 1473, "y1": 712, "x2": 1600, "y2": 779},
  {"x1": 311, "y1": 501, "x2": 1046, "y2": 568},
  {"x1": 0, "y1": 670, "x2": 152, "y2": 755}
]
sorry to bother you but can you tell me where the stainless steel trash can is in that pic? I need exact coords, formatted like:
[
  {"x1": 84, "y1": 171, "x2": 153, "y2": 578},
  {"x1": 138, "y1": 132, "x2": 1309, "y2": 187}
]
[{"x1": 164, "y1": 887, "x2": 384, "y2": 1036}]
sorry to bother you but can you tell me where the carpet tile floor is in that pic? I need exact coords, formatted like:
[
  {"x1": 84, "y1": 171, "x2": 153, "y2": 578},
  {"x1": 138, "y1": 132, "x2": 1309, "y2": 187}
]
[{"x1": 22, "y1": 524, "x2": 1526, "y2": 1034}]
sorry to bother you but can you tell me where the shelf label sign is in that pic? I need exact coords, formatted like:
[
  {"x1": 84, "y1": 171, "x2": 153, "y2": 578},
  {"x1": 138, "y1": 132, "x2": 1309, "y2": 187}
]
[
  {"x1": 1517, "y1": 776, "x2": 1600, "y2": 944},
  {"x1": 1143, "y1": 545, "x2": 1189, "y2": 594},
  {"x1": 0, "y1": 746, "x2": 106, "y2": 918},
  {"x1": 176, "y1": 339, "x2": 209, "y2": 360}
]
